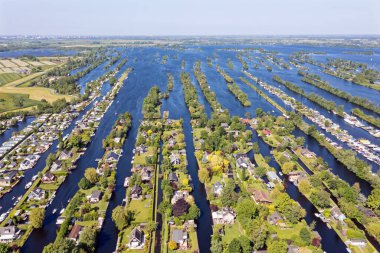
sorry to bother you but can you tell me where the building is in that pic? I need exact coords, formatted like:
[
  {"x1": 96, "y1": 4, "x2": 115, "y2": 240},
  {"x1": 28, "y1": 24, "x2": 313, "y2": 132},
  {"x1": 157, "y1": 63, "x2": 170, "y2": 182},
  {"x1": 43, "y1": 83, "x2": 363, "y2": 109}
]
[
  {"x1": 267, "y1": 211, "x2": 283, "y2": 225},
  {"x1": 168, "y1": 172, "x2": 178, "y2": 183},
  {"x1": 0, "y1": 171, "x2": 17, "y2": 186},
  {"x1": 106, "y1": 152, "x2": 119, "y2": 163},
  {"x1": 169, "y1": 153, "x2": 180, "y2": 165},
  {"x1": 28, "y1": 188, "x2": 46, "y2": 201},
  {"x1": 129, "y1": 227, "x2": 145, "y2": 249},
  {"x1": 42, "y1": 172, "x2": 55, "y2": 183},
  {"x1": 212, "y1": 182, "x2": 223, "y2": 196},
  {"x1": 252, "y1": 190, "x2": 272, "y2": 204},
  {"x1": 301, "y1": 148, "x2": 316, "y2": 159},
  {"x1": 68, "y1": 224, "x2": 82, "y2": 242},
  {"x1": 90, "y1": 190, "x2": 102, "y2": 203},
  {"x1": 59, "y1": 150, "x2": 73, "y2": 160},
  {"x1": 212, "y1": 207, "x2": 236, "y2": 224},
  {"x1": 0, "y1": 226, "x2": 18, "y2": 243},
  {"x1": 330, "y1": 206, "x2": 346, "y2": 222},
  {"x1": 50, "y1": 160, "x2": 62, "y2": 172},
  {"x1": 171, "y1": 190, "x2": 189, "y2": 204},
  {"x1": 266, "y1": 171, "x2": 281, "y2": 183},
  {"x1": 172, "y1": 229, "x2": 188, "y2": 250},
  {"x1": 130, "y1": 185, "x2": 142, "y2": 199}
]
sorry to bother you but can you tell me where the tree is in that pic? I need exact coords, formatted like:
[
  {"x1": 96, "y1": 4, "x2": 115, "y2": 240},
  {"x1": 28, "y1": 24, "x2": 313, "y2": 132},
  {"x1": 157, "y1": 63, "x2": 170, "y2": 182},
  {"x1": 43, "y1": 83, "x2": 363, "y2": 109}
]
[
  {"x1": 256, "y1": 108, "x2": 264, "y2": 117},
  {"x1": 172, "y1": 198, "x2": 190, "y2": 217},
  {"x1": 267, "y1": 240, "x2": 287, "y2": 253},
  {"x1": 79, "y1": 226, "x2": 97, "y2": 252},
  {"x1": 298, "y1": 179, "x2": 312, "y2": 194},
  {"x1": 221, "y1": 179, "x2": 238, "y2": 207},
  {"x1": 0, "y1": 243, "x2": 9, "y2": 253},
  {"x1": 78, "y1": 177, "x2": 92, "y2": 190},
  {"x1": 43, "y1": 239, "x2": 75, "y2": 253},
  {"x1": 236, "y1": 198, "x2": 258, "y2": 224},
  {"x1": 112, "y1": 206, "x2": 127, "y2": 231},
  {"x1": 210, "y1": 235, "x2": 223, "y2": 253},
  {"x1": 238, "y1": 235, "x2": 252, "y2": 253},
  {"x1": 30, "y1": 208, "x2": 45, "y2": 228},
  {"x1": 299, "y1": 227, "x2": 311, "y2": 244},
  {"x1": 367, "y1": 189, "x2": 380, "y2": 210},
  {"x1": 227, "y1": 238, "x2": 242, "y2": 253},
  {"x1": 252, "y1": 142, "x2": 260, "y2": 154},
  {"x1": 310, "y1": 191, "x2": 331, "y2": 208},
  {"x1": 84, "y1": 167, "x2": 98, "y2": 184},
  {"x1": 198, "y1": 168, "x2": 210, "y2": 183},
  {"x1": 247, "y1": 219, "x2": 268, "y2": 250},
  {"x1": 186, "y1": 205, "x2": 200, "y2": 220},
  {"x1": 168, "y1": 241, "x2": 178, "y2": 250}
]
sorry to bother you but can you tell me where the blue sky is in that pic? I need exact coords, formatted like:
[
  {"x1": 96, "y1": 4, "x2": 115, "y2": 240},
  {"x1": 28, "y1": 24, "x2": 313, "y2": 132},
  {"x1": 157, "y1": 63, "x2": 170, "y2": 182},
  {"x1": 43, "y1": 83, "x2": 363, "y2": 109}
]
[{"x1": 1, "y1": 0, "x2": 379, "y2": 35}]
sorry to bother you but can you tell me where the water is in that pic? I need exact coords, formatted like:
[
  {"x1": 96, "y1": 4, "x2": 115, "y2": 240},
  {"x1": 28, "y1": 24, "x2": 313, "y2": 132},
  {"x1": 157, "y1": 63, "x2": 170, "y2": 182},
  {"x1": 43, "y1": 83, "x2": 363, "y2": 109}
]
[{"x1": 0, "y1": 44, "x2": 375, "y2": 253}]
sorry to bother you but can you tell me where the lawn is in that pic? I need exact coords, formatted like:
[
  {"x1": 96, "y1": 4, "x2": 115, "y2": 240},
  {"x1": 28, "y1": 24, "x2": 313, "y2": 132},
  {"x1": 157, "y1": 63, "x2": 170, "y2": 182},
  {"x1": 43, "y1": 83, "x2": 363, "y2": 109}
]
[
  {"x1": 0, "y1": 73, "x2": 23, "y2": 86},
  {"x1": 0, "y1": 92, "x2": 41, "y2": 113},
  {"x1": 133, "y1": 146, "x2": 156, "y2": 166},
  {"x1": 221, "y1": 222, "x2": 243, "y2": 245},
  {"x1": 128, "y1": 199, "x2": 153, "y2": 223}
]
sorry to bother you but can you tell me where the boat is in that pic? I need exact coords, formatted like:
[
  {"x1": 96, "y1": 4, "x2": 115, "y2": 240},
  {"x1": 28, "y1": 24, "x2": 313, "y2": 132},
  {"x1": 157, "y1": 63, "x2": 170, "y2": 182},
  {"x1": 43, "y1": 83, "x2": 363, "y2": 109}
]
[
  {"x1": 32, "y1": 175, "x2": 38, "y2": 181},
  {"x1": 59, "y1": 208, "x2": 65, "y2": 214},
  {"x1": 52, "y1": 208, "x2": 57, "y2": 214},
  {"x1": 25, "y1": 182, "x2": 32, "y2": 189}
]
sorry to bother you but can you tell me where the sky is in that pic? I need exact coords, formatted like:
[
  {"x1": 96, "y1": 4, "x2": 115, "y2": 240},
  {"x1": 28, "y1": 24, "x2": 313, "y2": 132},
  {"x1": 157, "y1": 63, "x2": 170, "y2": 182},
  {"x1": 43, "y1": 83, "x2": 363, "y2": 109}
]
[{"x1": 0, "y1": 0, "x2": 379, "y2": 36}]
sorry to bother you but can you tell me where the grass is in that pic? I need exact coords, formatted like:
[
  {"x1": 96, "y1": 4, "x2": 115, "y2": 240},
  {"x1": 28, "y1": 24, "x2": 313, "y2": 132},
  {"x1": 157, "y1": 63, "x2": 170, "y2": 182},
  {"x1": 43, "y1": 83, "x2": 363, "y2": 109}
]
[
  {"x1": 133, "y1": 146, "x2": 156, "y2": 166},
  {"x1": 128, "y1": 199, "x2": 153, "y2": 223},
  {"x1": 0, "y1": 73, "x2": 23, "y2": 86},
  {"x1": 0, "y1": 93, "x2": 41, "y2": 113},
  {"x1": 221, "y1": 222, "x2": 243, "y2": 244}
]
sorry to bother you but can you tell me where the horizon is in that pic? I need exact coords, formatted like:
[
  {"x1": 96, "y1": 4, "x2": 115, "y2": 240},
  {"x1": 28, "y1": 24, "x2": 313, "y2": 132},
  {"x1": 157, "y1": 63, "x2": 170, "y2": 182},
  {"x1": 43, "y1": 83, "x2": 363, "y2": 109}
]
[{"x1": 1, "y1": 0, "x2": 379, "y2": 36}]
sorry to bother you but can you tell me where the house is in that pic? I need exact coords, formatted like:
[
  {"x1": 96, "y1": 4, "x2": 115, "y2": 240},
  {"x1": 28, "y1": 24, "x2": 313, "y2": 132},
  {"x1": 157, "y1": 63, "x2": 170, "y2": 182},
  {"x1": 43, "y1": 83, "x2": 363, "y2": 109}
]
[
  {"x1": 0, "y1": 171, "x2": 17, "y2": 186},
  {"x1": 130, "y1": 185, "x2": 142, "y2": 199},
  {"x1": 212, "y1": 207, "x2": 236, "y2": 224},
  {"x1": 287, "y1": 245, "x2": 300, "y2": 253},
  {"x1": 28, "y1": 188, "x2": 45, "y2": 201},
  {"x1": 68, "y1": 224, "x2": 82, "y2": 242},
  {"x1": 357, "y1": 206, "x2": 376, "y2": 218},
  {"x1": 348, "y1": 238, "x2": 367, "y2": 246},
  {"x1": 262, "y1": 128, "x2": 272, "y2": 136},
  {"x1": 288, "y1": 171, "x2": 307, "y2": 186},
  {"x1": 236, "y1": 157, "x2": 248, "y2": 169},
  {"x1": 172, "y1": 229, "x2": 188, "y2": 249},
  {"x1": 59, "y1": 150, "x2": 73, "y2": 160},
  {"x1": 252, "y1": 190, "x2": 272, "y2": 204},
  {"x1": 266, "y1": 171, "x2": 281, "y2": 183},
  {"x1": 129, "y1": 227, "x2": 145, "y2": 249},
  {"x1": 169, "y1": 153, "x2": 180, "y2": 165},
  {"x1": 90, "y1": 190, "x2": 102, "y2": 203},
  {"x1": 221, "y1": 123, "x2": 229, "y2": 129},
  {"x1": 168, "y1": 172, "x2": 178, "y2": 183},
  {"x1": 168, "y1": 138, "x2": 177, "y2": 147},
  {"x1": 106, "y1": 152, "x2": 119, "y2": 163},
  {"x1": 171, "y1": 190, "x2": 189, "y2": 204},
  {"x1": 301, "y1": 148, "x2": 316, "y2": 159},
  {"x1": 267, "y1": 211, "x2": 283, "y2": 225},
  {"x1": 135, "y1": 145, "x2": 148, "y2": 155},
  {"x1": 50, "y1": 160, "x2": 62, "y2": 172},
  {"x1": 212, "y1": 182, "x2": 223, "y2": 196},
  {"x1": 0, "y1": 226, "x2": 18, "y2": 243},
  {"x1": 42, "y1": 172, "x2": 55, "y2": 183},
  {"x1": 140, "y1": 167, "x2": 152, "y2": 182},
  {"x1": 330, "y1": 206, "x2": 346, "y2": 222}
]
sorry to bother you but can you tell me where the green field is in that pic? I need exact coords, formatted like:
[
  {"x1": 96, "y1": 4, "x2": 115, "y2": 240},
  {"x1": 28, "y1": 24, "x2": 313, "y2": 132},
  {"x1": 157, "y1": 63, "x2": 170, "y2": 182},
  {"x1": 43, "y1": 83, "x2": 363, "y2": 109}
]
[
  {"x1": 0, "y1": 93, "x2": 40, "y2": 113},
  {"x1": 0, "y1": 73, "x2": 23, "y2": 86}
]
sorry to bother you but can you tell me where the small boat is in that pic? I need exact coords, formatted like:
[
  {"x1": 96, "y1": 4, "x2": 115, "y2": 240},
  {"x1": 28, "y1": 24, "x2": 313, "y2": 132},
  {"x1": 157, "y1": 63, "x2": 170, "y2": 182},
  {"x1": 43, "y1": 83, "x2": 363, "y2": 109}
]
[
  {"x1": 32, "y1": 175, "x2": 38, "y2": 181},
  {"x1": 52, "y1": 209, "x2": 57, "y2": 214},
  {"x1": 59, "y1": 208, "x2": 65, "y2": 214},
  {"x1": 25, "y1": 182, "x2": 32, "y2": 189}
]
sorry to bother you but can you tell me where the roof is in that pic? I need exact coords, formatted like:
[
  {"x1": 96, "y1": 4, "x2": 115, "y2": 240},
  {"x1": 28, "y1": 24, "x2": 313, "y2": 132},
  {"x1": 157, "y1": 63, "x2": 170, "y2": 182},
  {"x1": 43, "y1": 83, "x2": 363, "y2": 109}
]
[
  {"x1": 168, "y1": 172, "x2": 178, "y2": 182},
  {"x1": 68, "y1": 225, "x2": 81, "y2": 240},
  {"x1": 252, "y1": 190, "x2": 272, "y2": 203},
  {"x1": 0, "y1": 226, "x2": 15, "y2": 235},
  {"x1": 107, "y1": 152, "x2": 119, "y2": 161},
  {"x1": 131, "y1": 185, "x2": 142, "y2": 194},
  {"x1": 172, "y1": 229, "x2": 186, "y2": 243},
  {"x1": 91, "y1": 190, "x2": 101, "y2": 199},
  {"x1": 130, "y1": 227, "x2": 143, "y2": 242}
]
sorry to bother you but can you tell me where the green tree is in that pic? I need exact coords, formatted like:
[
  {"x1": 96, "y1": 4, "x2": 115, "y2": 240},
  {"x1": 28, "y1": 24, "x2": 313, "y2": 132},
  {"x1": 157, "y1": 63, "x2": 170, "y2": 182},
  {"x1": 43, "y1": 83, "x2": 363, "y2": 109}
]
[
  {"x1": 79, "y1": 226, "x2": 97, "y2": 252},
  {"x1": 84, "y1": 167, "x2": 98, "y2": 184},
  {"x1": 30, "y1": 208, "x2": 45, "y2": 228},
  {"x1": 227, "y1": 238, "x2": 242, "y2": 253},
  {"x1": 267, "y1": 240, "x2": 287, "y2": 253},
  {"x1": 299, "y1": 227, "x2": 311, "y2": 244},
  {"x1": 112, "y1": 206, "x2": 127, "y2": 231},
  {"x1": 367, "y1": 189, "x2": 380, "y2": 209}
]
